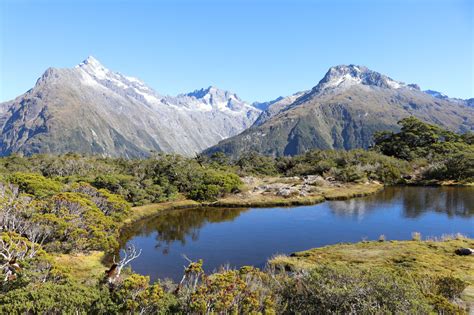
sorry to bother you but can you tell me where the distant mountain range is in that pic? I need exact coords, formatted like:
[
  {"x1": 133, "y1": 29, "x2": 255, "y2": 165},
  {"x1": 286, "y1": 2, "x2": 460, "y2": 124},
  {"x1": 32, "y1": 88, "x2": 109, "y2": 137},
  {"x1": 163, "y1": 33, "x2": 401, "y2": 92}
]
[
  {"x1": 0, "y1": 57, "x2": 260, "y2": 157},
  {"x1": 204, "y1": 65, "x2": 474, "y2": 157},
  {"x1": 1, "y1": 59, "x2": 472, "y2": 158}
]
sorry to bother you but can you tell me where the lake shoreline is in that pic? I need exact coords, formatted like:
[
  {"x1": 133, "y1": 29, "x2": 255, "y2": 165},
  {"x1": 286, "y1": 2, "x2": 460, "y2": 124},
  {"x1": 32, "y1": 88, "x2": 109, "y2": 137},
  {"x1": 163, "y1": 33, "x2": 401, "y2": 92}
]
[
  {"x1": 69, "y1": 185, "x2": 472, "y2": 309},
  {"x1": 124, "y1": 178, "x2": 473, "y2": 227},
  {"x1": 124, "y1": 181, "x2": 384, "y2": 227}
]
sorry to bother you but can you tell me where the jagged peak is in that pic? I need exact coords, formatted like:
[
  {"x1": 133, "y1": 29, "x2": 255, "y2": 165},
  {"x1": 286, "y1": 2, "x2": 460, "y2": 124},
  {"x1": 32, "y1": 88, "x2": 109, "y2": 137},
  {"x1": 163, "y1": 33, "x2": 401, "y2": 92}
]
[
  {"x1": 424, "y1": 89, "x2": 448, "y2": 99},
  {"x1": 75, "y1": 56, "x2": 111, "y2": 80},
  {"x1": 185, "y1": 86, "x2": 240, "y2": 101},
  {"x1": 313, "y1": 64, "x2": 407, "y2": 94},
  {"x1": 78, "y1": 55, "x2": 103, "y2": 67},
  {"x1": 328, "y1": 64, "x2": 369, "y2": 74}
]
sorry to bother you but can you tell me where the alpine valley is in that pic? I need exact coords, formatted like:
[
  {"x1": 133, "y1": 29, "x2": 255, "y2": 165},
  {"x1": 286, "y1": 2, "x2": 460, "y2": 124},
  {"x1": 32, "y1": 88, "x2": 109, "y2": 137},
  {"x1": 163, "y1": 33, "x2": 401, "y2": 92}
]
[{"x1": 1, "y1": 59, "x2": 473, "y2": 158}]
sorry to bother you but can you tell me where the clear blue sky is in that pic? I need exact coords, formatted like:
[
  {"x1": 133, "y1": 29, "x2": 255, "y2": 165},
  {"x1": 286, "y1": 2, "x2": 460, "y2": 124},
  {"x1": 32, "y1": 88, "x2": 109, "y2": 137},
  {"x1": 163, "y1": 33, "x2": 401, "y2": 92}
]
[{"x1": 0, "y1": 0, "x2": 472, "y2": 102}]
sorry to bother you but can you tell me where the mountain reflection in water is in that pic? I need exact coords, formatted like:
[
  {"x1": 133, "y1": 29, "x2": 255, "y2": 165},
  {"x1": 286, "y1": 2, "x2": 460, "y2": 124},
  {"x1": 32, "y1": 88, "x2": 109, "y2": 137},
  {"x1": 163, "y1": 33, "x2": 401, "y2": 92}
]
[
  {"x1": 329, "y1": 186, "x2": 473, "y2": 219},
  {"x1": 121, "y1": 186, "x2": 473, "y2": 281}
]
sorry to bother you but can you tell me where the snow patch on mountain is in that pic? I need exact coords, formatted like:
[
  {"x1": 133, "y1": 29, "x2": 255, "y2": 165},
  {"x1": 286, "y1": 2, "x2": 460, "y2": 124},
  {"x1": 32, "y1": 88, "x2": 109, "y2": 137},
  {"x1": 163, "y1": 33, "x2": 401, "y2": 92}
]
[{"x1": 312, "y1": 65, "x2": 414, "y2": 95}]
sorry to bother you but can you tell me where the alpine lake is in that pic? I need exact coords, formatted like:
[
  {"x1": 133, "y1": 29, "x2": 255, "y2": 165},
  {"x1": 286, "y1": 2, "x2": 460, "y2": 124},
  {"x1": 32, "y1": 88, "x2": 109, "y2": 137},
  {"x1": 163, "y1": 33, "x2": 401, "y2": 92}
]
[{"x1": 120, "y1": 186, "x2": 473, "y2": 281}]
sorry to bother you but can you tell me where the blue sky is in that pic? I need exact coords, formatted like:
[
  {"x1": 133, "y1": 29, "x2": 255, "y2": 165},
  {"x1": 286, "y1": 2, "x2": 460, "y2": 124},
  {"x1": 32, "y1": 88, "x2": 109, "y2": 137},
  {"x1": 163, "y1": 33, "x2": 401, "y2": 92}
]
[{"x1": 0, "y1": 0, "x2": 472, "y2": 102}]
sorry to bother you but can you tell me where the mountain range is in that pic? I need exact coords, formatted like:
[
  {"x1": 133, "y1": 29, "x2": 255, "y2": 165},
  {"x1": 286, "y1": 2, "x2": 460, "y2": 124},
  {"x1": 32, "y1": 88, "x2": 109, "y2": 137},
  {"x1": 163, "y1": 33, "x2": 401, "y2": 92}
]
[
  {"x1": 1, "y1": 59, "x2": 472, "y2": 158},
  {"x1": 0, "y1": 57, "x2": 260, "y2": 157},
  {"x1": 205, "y1": 65, "x2": 473, "y2": 157}
]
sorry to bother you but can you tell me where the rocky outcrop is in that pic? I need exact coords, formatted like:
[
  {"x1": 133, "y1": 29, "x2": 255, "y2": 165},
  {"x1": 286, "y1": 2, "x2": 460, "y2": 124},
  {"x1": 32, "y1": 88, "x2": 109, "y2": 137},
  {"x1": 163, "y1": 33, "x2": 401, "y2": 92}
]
[{"x1": 455, "y1": 248, "x2": 474, "y2": 256}]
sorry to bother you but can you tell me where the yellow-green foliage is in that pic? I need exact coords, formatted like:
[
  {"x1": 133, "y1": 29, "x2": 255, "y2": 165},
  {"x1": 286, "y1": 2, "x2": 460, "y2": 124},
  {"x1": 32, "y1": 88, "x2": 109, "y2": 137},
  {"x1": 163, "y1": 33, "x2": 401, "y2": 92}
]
[
  {"x1": 1, "y1": 175, "x2": 128, "y2": 253},
  {"x1": 30, "y1": 192, "x2": 119, "y2": 252},
  {"x1": 0, "y1": 280, "x2": 104, "y2": 313},
  {"x1": 112, "y1": 274, "x2": 176, "y2": 313},
  {"x1": 7, "y1": 172, "x2": 63, "y2": 198},
  {"x1": 270, "y1": 238, "x2": 474, "y2": 312},
  {"x1": 53, "y1": 251, "x2": 105, "y2": 283},
  {"x1": 276, "y1": 264, "x2": 431, "y2": 314},
  {"x1": 187, "y1": 168, "x2": 242, "y2": 201},
  {"x1": 181, "y1": 265, "x2": 276, "y2": 314},
  {"x1": 270, "y1": 238, "x2": 473, "y2": 280}
]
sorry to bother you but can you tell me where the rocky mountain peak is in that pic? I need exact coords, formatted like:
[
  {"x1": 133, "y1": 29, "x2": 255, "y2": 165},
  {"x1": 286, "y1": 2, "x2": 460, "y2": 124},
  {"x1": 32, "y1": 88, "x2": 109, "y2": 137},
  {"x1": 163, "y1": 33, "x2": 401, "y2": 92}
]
[
  {"x1": 424, "y1": 89, "x2": 448, "y2": 99},
  {"x1": 76, "y1": 55, "x2": 111, "y2": 80},
  {"x1": 312, "y1": 64, "x2": 408, "y2": 95},
  {"x1": 181, "y1": 86, "x2": 250, "y2": 112},
  {"x1": 0, "y1": 57, "x2": 262, "y2": 157},
  {"x1": 187, "y1": 86, "x2": 239, "y2": 101},
  {"x1": 81, "y1": 55, "x2": 102, "y2": 66}
]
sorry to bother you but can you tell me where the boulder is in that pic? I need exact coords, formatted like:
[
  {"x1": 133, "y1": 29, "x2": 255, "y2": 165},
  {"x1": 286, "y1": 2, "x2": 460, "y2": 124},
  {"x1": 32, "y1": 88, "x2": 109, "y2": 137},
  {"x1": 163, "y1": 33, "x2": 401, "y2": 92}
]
[
  {"x1": 276, "y1": 186, "x2": 299, "y2": 197},
  {"x1": 304, "y1": 175, "x2": 328, "y2": 186},
  {"x1": 455, "y1": 248, "x2": 474, "y2": 256}
]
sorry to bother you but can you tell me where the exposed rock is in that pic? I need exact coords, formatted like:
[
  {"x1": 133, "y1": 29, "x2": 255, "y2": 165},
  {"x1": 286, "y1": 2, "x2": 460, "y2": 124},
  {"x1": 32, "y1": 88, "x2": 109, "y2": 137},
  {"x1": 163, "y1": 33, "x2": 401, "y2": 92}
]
[
  {"x1": 241, "y1": 176, "x2": 258, "y2": 186},
  {"x1": 455, "y1": 248, "x2": 474, "y2": 256},
  {"x1": 276, "y1": 186, "x2": 300, "y2": 198},
  {"x1": 304, "y1": 175, "x2": 328, "y2": 186},
  {"x1": 0, "y1": 56, "x2": 261, "y2": 157}
]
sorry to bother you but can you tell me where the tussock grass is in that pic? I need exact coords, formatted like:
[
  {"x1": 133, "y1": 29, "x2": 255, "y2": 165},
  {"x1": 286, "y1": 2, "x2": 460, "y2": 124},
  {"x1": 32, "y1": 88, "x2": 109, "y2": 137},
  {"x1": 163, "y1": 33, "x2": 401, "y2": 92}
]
[
  {"x1": 125, "y1": 198, "x2": 201, "y2": 224},
  {"x1": 269, "y1": 237, "x2": 474, "y2": 304},
  {"x1": 54, "y1": 251, "x2": 105, "y2": 284},
  {"x1": 318, "y1": 183, "x2": 383, "y2": 200}
]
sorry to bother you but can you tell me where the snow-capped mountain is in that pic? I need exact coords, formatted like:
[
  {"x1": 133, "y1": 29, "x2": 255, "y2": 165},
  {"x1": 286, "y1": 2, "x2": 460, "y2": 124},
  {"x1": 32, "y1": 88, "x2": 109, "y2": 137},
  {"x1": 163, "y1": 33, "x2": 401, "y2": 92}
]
[
  {"x1": 205, "y1": 65, "x2": 474, "y2": 157},
  {"x1": 172, "y1": 86, "x2": 257, "y2": 114},
  {"x1": 301, "y1": 65, "x2": 421, "y2": 100},
  {"x1": 424, "y1": 89, "x2": 449, "y2": 100},
  {"x1": 0, "y1": 56, "x2": 261, "y2": 157},
  {"x1": 423, "y1": 89, "x2": 474, "y2": 108}
]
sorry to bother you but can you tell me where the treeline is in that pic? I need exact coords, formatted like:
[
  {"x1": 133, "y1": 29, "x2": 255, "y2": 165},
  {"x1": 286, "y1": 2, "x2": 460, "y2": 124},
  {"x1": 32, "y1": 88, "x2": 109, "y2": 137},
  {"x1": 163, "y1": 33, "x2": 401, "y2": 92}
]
[
  {"x1": 202, "y1": 116, "x2": 473, "y2": 182},
  {"x1": 1, "y1": 117, "x2": 471, "y2": 208},
  {"x1": 0, "y1": 154, "x2": 242, "y2": 205}
]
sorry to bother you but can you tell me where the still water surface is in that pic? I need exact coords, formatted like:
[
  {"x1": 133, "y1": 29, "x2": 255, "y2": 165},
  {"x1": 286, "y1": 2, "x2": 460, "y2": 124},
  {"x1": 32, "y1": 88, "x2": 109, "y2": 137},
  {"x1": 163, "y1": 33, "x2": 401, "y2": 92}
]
[{"x1": 121, "y1": 187, "x2": 473, "y2": 281}]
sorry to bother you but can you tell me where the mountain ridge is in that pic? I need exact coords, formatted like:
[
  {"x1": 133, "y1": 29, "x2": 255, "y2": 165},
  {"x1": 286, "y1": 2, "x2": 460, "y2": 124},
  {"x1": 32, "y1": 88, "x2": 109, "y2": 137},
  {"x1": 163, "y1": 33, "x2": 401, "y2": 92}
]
[
  {"x1": 0, "y1": 56, "x2": 261, "y2": 157},
  {"x1": 204, "y1": 65, "x2": 474, "y2": 157},
  {"x1": 1, "y1": 59, "x2": 472, "y2": 158}
]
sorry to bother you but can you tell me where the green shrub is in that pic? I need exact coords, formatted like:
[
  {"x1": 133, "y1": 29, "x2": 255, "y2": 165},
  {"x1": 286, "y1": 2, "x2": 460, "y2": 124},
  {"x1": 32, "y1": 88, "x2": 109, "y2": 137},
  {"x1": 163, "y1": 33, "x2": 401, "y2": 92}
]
[
  {"x1": 435, "y1": 276, "x2": 468, "y2": 300},
  {"x1": 7, "y1": 172, "x2": 62, "y2": 198},
  {"x1": 277, "y1": 265, "x2": 431, "y2": 314},
  {"x1": 236, "y1": 152, "x2": 278, "y2": 176},
  {"x1": 179, "y1": 265, "x2": 276, "y2": 314},
  {"x1": 186, "y1": 169, "x2": 241, "y2": 201},
  {"x1": 0, "y1": 281, "x2": 102, "y2": 314},
  {"x1": 111, "y1": 274, "x2": 176, "y2": 314}
]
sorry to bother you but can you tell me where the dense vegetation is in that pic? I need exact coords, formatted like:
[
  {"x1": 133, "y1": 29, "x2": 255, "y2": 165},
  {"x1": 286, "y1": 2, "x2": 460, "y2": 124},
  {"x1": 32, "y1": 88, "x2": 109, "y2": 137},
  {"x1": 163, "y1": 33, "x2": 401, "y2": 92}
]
[
  {"x1": 373, "y1": 116, "x2": 474, "y2": 181},
  {"x1": 0, "y1": 154, "x2": 242, "y2": 205},
  {"x1": 0, "y1": 117, "x2": 471, "y2": 313}
]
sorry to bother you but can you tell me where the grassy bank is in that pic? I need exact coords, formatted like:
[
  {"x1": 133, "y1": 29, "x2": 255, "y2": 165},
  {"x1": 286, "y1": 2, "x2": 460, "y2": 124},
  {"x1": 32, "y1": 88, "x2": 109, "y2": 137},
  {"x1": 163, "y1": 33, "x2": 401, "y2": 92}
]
[
  {"x1": 124, "y1": 198, "x2": 201, "y2": 224},
  {"x1": 270, "y1": 236, "x2": 474, "y2": 306},
  {"x1": 125, "y1": 181, "x2": 383, "y2": 226},
  {"x1": 53, "y1": 251, "x2": 106, "y2": 284},
  {"x1": 407, "y1": 179, "x2": 474, "y2": 187}
]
